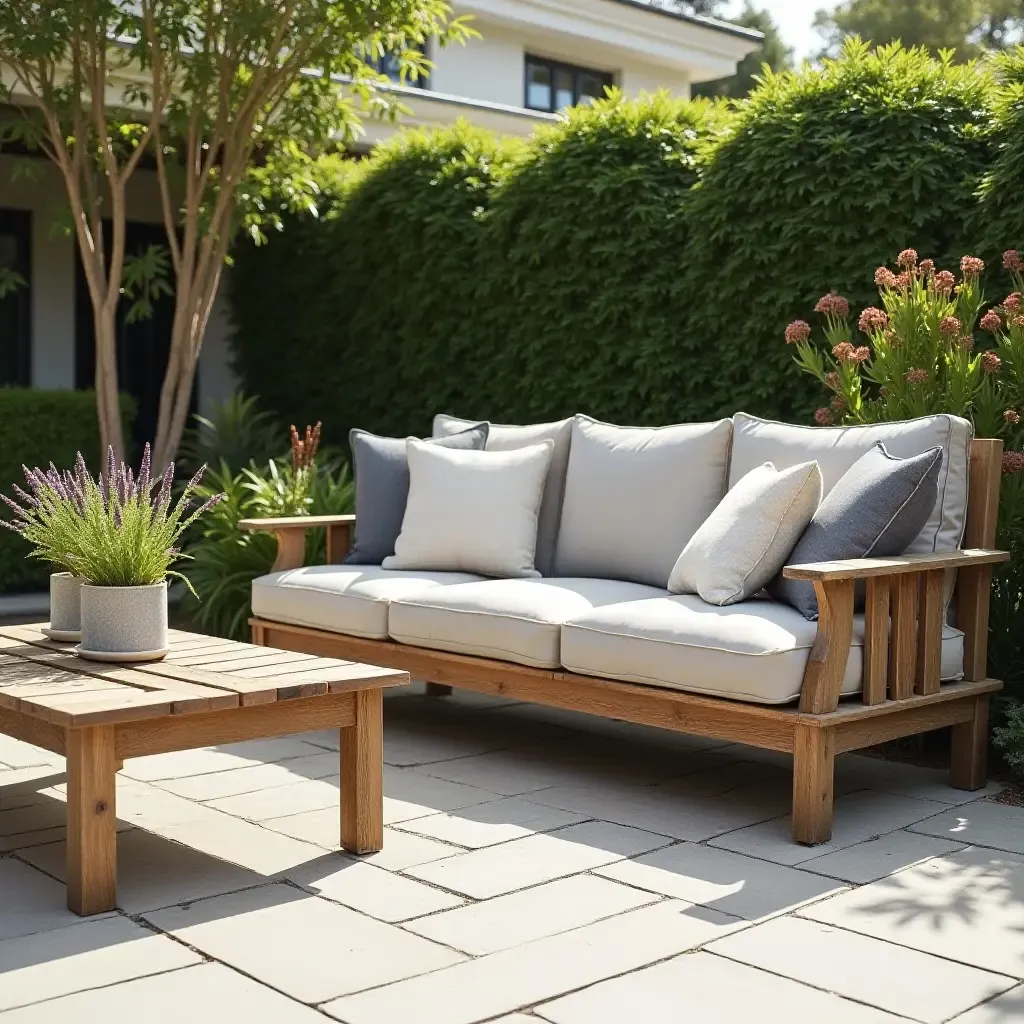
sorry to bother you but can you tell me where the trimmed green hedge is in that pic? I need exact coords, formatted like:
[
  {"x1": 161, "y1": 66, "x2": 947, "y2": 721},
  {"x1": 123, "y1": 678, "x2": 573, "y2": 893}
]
[
  {"x1": 230, "y1": 41, "x2": 1005, "y2": 438},
  {"x1": 0, "y1": 389, "x2": 134, "y2": 593}
]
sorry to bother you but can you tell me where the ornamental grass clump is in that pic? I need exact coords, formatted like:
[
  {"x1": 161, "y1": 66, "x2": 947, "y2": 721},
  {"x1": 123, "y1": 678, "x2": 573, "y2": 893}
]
[{"x1": 0, "y1": 444, "x2": 223, "y2": 589}]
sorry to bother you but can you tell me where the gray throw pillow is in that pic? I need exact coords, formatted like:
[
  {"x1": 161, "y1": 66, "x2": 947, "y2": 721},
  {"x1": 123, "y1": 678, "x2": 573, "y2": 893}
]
[
  {"x1": 771, "y1": 442, "x2": 943, "y2": 620},
  {"x1": 345, "y1": 423, "x2": 489, "y2": 565}
]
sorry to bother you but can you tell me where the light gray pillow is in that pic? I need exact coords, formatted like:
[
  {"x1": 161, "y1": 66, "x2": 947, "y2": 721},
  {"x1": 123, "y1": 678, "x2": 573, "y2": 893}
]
[
  {"x1": 383, "y1": 440, "x2": 554, "y2": 578},
  {"x1": 432, "y1": 413, "x2": 572, "y2": 577},
  {"x1": 669, "y1": 461, "x2": 822, "y2": 606},
  {"x1": 771, "y1": 442, "x2": 943, "y2": 620},
  {"x1": 345, "y1": 423, "x2": 488, "y2": 565},
  {"x1": 553, "y1": 415, "x2": 733, "y2": 588}
]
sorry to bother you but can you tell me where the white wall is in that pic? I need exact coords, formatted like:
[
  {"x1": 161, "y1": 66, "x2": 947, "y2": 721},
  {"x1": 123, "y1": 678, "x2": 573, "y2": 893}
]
[
  {"x1": 430, "y1": 29, "x2": 526, "y2": 107},
  {"x1": 0, "y1": 154, "x2": 237, "y2": 409}
]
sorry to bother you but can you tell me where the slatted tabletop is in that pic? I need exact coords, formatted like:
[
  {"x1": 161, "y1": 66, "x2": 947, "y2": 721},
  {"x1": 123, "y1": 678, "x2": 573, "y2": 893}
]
[{"x1": 0, "y1": 624, "x2": 407, "y2": 728}]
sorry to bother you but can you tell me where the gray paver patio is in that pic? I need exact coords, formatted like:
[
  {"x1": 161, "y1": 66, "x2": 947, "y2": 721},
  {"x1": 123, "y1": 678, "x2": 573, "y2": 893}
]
[{"x1": 1, "y1": 682, "x2": 1022, "y2": 1023}]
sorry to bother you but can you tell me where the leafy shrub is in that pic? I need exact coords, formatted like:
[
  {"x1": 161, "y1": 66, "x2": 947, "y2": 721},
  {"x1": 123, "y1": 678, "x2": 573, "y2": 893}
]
[
  {"x1": 681, "y1": 39, "x2": 995, "y2": 423},
  {"x1": 0, "y1": 389, "x2": 134, "y2": 593},
  {"x1": 178, "y1": 393, "x2": 285, "y2": 475},
  {"x1": 183, "y1": 448, "x2": 354, "y2": 640}
]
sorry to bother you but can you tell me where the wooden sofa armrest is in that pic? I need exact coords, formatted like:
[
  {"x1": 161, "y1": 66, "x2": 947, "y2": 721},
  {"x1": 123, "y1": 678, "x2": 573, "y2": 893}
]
[
  {"x1": 782, "y1": 549, "x2": 1009, "y2": 582},
  {"x1": 785, "y1": 548, "x2": 1009, "y2": 715},
  {"x1": 239, "y1": 515, "x2": 356, "y2": 572}
]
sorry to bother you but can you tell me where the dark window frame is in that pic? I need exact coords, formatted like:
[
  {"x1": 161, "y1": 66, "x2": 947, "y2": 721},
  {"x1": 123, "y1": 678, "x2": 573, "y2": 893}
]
[
  {"x1": 524, "y1": 54, "x2": 614, "y2": 112},
  {"x1": 370, "y1": 40, "x2": 429, "y2": 90},
  {"x1": 0, "y1": 207, "x2": 32, "y2": 387}
]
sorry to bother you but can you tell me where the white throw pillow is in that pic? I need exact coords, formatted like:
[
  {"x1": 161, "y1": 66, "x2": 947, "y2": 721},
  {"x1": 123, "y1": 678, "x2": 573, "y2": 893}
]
[
  {"x1": 383, "y1": 439, "x2": 554, "y2": 578},
  {"x1": 668, "y1": 460, "x2": 822, "y2": 606}
]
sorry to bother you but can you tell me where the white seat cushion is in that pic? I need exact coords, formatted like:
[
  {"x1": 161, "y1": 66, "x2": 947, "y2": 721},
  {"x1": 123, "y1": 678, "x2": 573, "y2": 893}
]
[
  {"x1": 251, "y1": 565, "x2": 485, "y2": 639},
  {"x1": 388, "y1": 577, "x2": 664, "y2": 669},
  {"x1": 561, "y1": 595, "x2": 965, "y2": 705}
]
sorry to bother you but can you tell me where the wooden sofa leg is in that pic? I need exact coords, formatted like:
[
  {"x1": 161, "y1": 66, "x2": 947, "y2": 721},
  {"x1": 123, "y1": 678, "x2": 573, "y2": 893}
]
[
  {"x1": 950, "y1": 695, "x2": 989, "y2": 791},
  {"x1": 792, "y1": 725, "x2": 835, "y2": 845},
  {"x1": 424, "y1": 683, "x2": 453, "y2": 697}
]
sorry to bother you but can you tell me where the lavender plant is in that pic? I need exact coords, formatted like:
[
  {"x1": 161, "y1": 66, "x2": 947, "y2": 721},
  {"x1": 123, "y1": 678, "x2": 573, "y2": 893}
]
[{"x1": 0, "y1": 445, "x2": 223, "y2": 589}]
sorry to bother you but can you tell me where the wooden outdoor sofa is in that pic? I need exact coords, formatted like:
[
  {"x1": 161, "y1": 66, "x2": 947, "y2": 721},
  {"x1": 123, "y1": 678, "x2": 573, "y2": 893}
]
[{"x1": 242, "y1": 412, "x2": 1009, "y2": 845}]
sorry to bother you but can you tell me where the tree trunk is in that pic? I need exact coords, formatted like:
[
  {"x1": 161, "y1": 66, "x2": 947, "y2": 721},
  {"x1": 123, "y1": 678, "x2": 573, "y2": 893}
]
[{"x1": 92, "y1": 302, "x2": 125, "y2": 461}]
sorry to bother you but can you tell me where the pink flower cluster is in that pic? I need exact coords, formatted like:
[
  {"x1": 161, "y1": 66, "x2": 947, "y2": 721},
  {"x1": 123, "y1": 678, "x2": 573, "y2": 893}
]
[
  {"x1": 874, "y1": 266, "x2": 898, "y2": 289},
  {"x1": 1004, "y1": 250, "x2": 1023, "y2": 272},
  {"x1": 785, "y1": 320, "x2": 811, "y2": 344},
  {"x1": 832, "y1": 342, "x2": 870, "y2": 364},
  {"x1": 858, "y1": 306, "x2": 888, "y2": 333},
  {"x1": 897, "y1": 248, "x2": 918, "y2": 269},
  {"x1": 1004, "y1": 410, "x2": 1021, "y2": 426},
  {"x1": 939, "y1": 315, "x2": 961, "y2": 336},
  {"x1": 982, "y1": 351, "x2": 1002, "y2": 374},
  {"x1": 905, "y1": 367, "x2": 929, "y2": 384},
  {"x1": 814, "y1": 407, "x2": 832, "y2": 426},
  {"x1": 824, "y1": 371, "x2": 841, "y2": 390},
  {"x1": 960, "y1": 256, "x2": 985, "y2": 277},
  {"x1": 1004, "y1": 293, "x2": 1022, "y2": 313},
  {"x1": 934, "y1": 270, "x2": 955, "y2": 293},
  {"x1": 980, "y1": 310, "x2": 1003, "y2": 332},
  {"x1": 1003, "y1": 451, "x2": 1024, "y2": 475},
  {"x1": 919, "y1": 259, "x2": 935, "y2": 275},
  {"x1": 815, "y1": 293, "x2": 850, "y2": 318}
]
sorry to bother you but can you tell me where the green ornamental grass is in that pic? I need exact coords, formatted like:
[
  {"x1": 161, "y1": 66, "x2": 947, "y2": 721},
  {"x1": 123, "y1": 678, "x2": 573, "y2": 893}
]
[{"x1": 0, "y1": 445, "x2": 223, "y2": 590}]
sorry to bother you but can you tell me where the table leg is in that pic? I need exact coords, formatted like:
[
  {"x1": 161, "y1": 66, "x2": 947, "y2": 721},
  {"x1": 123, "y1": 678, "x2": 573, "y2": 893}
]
[
  {"x1": 66, "y1": 725, "x2": 117, "y2": 915},
  {"x1": 340, "y1": 689, "x2": 384, "y2": 854}
]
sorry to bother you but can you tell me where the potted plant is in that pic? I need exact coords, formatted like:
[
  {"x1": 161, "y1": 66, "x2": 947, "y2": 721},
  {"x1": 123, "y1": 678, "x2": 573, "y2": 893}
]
[
  {"x1": 0, "y1": 458, "x2": 91, "y2": 641},
  {"x1": 2, "y1": 445, "x2": 222, "y2": 661}
]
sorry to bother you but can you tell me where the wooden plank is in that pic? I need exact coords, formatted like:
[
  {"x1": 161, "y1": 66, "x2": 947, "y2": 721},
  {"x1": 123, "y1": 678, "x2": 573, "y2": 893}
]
[
  {"x1": 862, "y1": 576, "x2": 889, "y2": 705},
  {"x1": 66, "y1": 725, "x2": 117, "y2": 915},
  {"x1": 0, "y1": 705, "x2": 66, "y2": 754},
  {"x1": 798, "y1": 579, "x2": 855, "y2": 714},
  {"x1": 22, "y1": 689, "x2": 177, "y2": 727},
  {"x1": 792, "y1": 725, "x2": 835, "y2": 845},
  {"x1": 950, "y1": 695, "x2": 990, "y2": 790},
  {"x1": 835, "y1": 699, "x2": 975, "y2": 753},
  {"x1": 915, "y1": 569, "x2": 945, "y2": 696},
  {"x1": 889, "y1": 573, "x2": 918, "y2": 700},
  {"x1": 120, "y1": 662, "x2": 279, "y2": 706},
  {"x1": 327, "y1": 521, "x2": 353, "y2": 564},
  {"x1": 340, "y1": 688, "x2": 383, "y2": 854},
  {"x1": 239, "y1": 514, "x2": 356, "y2": 531},
  {"x1": 783, "y1": 548, "x2": 1008, "y2": 582},
  {"x1": 254, "y1": 619, "x2": 799, "y2": 750},
  {"x1": 813, "y1": 677, "x2": 1001, "y2": 725},
  {"x1": 186, "y1": 651, "x2": 322, "y2": 672},
  {"x1": 115, "y1": 691, "x2": 357, "y2": 758}
]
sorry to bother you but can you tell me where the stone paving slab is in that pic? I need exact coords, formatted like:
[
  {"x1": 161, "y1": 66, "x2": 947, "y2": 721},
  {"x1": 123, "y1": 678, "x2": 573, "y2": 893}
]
[{"x1": 2, "y1": 687, "x2": 1023, "y2": 1024}]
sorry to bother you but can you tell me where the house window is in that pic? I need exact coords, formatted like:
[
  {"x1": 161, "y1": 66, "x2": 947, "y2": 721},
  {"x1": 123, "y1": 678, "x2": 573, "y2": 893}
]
[
  {"x1": 370, "y1": 42, "x2": 428, "y2": 89},
  {"x1": 525, "y1": 56, "x2": 613, "y2": 112},
  {"x1": 0, "y1": 208, "x2": 31, "y2": 387}
]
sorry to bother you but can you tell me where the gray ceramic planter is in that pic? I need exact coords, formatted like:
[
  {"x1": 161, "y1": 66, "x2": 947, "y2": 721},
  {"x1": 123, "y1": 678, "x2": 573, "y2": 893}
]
[
  {"x1": 78, "y1": 581, "x2": 169, "y2": 662},
  {"x1": 45, "y1": 572, "x2": 83, "y2": 642}
]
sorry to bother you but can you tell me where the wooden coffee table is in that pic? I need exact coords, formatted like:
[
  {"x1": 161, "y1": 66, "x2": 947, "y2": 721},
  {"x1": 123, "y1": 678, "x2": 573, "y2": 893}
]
[{"x1": 0, "y1": 624, "x2": 408, "y2": 915}]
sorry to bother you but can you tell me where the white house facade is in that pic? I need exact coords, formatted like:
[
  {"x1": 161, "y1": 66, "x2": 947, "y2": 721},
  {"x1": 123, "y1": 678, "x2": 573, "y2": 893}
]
[{"x1": 0, "y1": 0, "x2": 759, "y2": 444}]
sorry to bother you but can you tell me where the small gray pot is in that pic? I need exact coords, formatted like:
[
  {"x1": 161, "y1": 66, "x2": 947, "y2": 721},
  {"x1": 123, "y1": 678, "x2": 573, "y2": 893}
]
[
  {"x1": 45, "y1": 572, "x2": 83, "y2": 642},
  {"x1": 78, "y1": 581, "x2": 169, "y2": 662}
]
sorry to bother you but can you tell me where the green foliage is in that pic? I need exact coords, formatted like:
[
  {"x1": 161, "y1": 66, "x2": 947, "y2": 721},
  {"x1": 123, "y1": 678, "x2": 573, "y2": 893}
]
[
  {"x1": 977, "y1": 46, "x2": 1024, "y2": 259},
  {"x1": 183, "y1": 457, "x2": 354, "y2": 640},
  {"x1": 813, "y1": 0, "x2": 1024, "y2": 61},
  {"x1": 0, "y1": 390, "x2": 133, "y2": 593},
  {"x1": 994, "y1": 698, "x2": 1024, "y2": 778},
  {"x1": 178, "y1": 393, "x2": 286, "y2": 476},
  {"x1": 681, "y1": 40, "x2": 995, "y2": 423}
]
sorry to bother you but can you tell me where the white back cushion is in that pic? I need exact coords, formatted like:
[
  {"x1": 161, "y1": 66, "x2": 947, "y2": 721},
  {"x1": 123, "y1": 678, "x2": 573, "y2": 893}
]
[
  {"x1": 383, "y1": 440, "x2": 554, "y2": 578},
  {"x1": 553, "y1": 415, "x2": 733, "y2": 588},
  {"x1": 433, "y1": 414, "x2": 573, "y2": 577},
  {"x1": 729, "y1": 413, "x2": 972, "y2": 554}
]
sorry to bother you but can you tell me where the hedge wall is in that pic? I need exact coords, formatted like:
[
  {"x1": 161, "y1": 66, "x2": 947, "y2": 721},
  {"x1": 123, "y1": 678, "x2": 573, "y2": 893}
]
[
  {"x1": 0, "y1": 390, "x2": 134, "y2": 593},
  {"x1": 230, "y1": 41, "x2": 1010, "y2": 439}
]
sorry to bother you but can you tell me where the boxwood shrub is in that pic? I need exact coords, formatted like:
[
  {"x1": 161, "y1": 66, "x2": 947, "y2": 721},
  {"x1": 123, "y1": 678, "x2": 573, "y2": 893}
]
[
  {"x1": 230, "y1": 42, "x2": 999, "y2": 437},
  {"x1": 0, "y1": 389, "x2": 134, "y2": 593}
]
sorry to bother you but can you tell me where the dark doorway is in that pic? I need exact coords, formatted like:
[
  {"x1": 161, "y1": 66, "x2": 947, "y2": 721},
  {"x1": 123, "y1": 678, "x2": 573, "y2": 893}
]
[
  {"x1": 75, "y1": 220, "x2": 197, "y2": 453},
  {"x1": 0, "y1": 208, "x2": 32, "y2": 386}
]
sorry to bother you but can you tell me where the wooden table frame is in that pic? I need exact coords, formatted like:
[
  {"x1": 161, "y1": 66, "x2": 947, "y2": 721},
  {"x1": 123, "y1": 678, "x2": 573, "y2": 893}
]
[
  {"x1": 0, "y1": 626, "x2": 407, "y2": 915},
  {"x1": 242, "y1": 438, "x2": 1010, "y2": 847}
]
